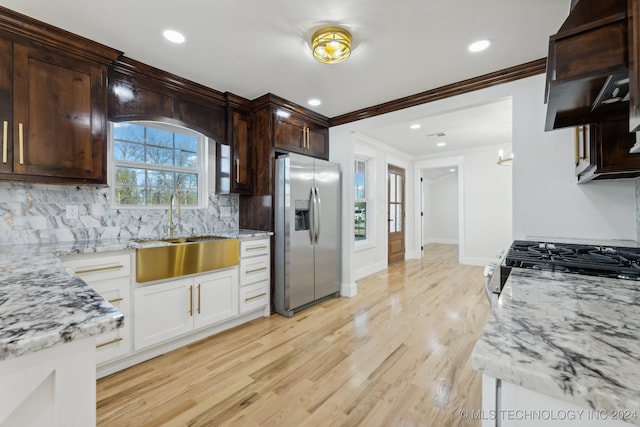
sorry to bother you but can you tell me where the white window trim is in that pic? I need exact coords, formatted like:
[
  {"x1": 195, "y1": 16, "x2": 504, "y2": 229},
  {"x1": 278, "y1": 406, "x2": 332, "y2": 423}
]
[
  {"x1": 354, "y1": 155, "x2": 375, "y2": 251},
  {"x1": 108, "y1": 121, "x2": 210, "y2": 210}
]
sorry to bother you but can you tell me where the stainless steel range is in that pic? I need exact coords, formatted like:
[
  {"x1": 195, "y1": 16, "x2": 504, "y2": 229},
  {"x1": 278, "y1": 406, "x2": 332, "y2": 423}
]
[{"x1": 485, "y1": 240, "x2": 640, "y2": 301}]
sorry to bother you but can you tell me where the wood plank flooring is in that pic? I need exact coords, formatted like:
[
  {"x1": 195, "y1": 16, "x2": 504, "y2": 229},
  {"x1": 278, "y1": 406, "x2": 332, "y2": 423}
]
[{"x1": 97, "y1": 244, "x2": 490, "y2": 426}]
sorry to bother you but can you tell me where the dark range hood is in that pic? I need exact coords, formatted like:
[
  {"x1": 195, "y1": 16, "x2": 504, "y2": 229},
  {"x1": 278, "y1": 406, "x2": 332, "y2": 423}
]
[{"x1": 545, "y1": 0, "x2": 630, "y2": 131}]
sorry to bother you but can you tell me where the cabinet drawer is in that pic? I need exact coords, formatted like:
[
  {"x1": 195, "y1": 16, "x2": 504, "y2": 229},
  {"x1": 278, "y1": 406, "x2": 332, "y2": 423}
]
[
  {"x1": 95, "y1": 327, "x2": 129, "y2": 365},
  {"x1": 240, "y1": 239, "x2": 270, "y2": 257},
  {"x1": 240, "y1": 254, "x2": 270, "y2": 286},
  {"x1": 239, "y1": 281, "x2": 269, "y2": 314},
  {"x1": 64, "y1": 253, "x2": 131, "y2": 281}
]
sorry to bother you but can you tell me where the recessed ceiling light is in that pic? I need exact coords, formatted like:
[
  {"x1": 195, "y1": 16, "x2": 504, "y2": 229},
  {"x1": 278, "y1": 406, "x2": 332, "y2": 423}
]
[
  {"x1": 436, "y1": 142, "x2": 447, "y2": 147},
  {"x1": 308, "y1": 99, "x2": 322, "y2": 107},
  {"x1": 410, "y1": 124, "x2": 421, "y2": 130},
  {"x1": 163, "y1": 29, "x2": 186, "y2": 44},
  {"x1": 468, "y1": 39, "x2": 491, "y2": 53},
  {"x1": 449, "y1": 168, "x2": 456, "y2": 172}
]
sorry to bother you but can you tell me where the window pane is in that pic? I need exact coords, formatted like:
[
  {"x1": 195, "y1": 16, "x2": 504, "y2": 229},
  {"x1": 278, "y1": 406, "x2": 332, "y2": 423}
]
[
  {"x1": 176, "y1": 172, "x2": 198, "y2": 190},
  {"x1": 113, "y1": 123, "x2": 144, "y2": 143},
  {"x1": 146, "y1": 127, "x2": 173, "y2": 148},
  {"x1": 146, "y1": 146, "x2": 174, "y2": 166},
  {"x1": 396, "y1": 205, "x2": 402, "y2": 232},
  {"x1": 177, "y1": 189, "x2": 198, "y2": 206},
  {"x1": 175, "y1": 149, "x2": 199, "y2": 169},
  {"x1": 175, "y1": 133, "x2": 197, "y2": 151},
  {"x1": 354, "y1": 201, "x2": 367, "y2": 241},
  {"x1": 390, "y1": 174, "x2": 396, "y2": 203},
  {"x1": 114, "y1": 140, "x2": 144, "y2": 162},
  {"x1": 147, "y1": 169, "x2": 175, "y2": 189},
  {"x1": 354, "y1": 159, "x2": 366, "y2": 200},
  {"x1": 397, "y1": 175, "x2": 403, "y2": 202},
  {"x1": 389, "y1": 205, "x2": 396, "y2": 232}
]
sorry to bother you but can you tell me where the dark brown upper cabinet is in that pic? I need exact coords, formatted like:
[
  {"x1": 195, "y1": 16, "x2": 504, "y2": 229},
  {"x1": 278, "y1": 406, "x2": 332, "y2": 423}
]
[
  {"x1": 273, "y1": 110, "x2": 329, "y2": 160},
  {"x1": 217, "y1": 93, "x2": 253, "y2": 194},
  {"x1": 108, "y1": 58, "x2": 226, "y2": 144},
  {"x1": 545, "y1": 0, "x2": 630, "y2": 131},
  {"x1": 575, "y1": 116, "x2": 640, "y2": 182},
  {"x1": 0, "y1": 7, "x2": 121, "y2": 185}
]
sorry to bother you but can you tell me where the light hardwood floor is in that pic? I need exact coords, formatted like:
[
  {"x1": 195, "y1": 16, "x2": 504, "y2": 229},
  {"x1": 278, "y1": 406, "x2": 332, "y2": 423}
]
[{"x1": 97, "y1": 244, "x2": 490, "y2": 426}]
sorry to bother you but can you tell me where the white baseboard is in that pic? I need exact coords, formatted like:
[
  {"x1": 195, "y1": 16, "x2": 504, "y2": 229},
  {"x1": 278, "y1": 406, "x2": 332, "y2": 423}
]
[
  {"x1": 355, "y1": 261, "x2": 387, "y2": 281},
  {"x1": 340, "y1": 282, "x2": 358, "y2": 297},
  {"x1": 424, "y1": 238, "x2": 459, "y2": 245}
]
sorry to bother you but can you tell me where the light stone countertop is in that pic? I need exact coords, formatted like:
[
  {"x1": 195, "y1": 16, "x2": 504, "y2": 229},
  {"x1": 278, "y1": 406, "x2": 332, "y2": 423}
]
[
  {"x1": 0, "y1": 229, "x2": 272, "y2": 361},
  {"x1": 472, "y1": 268, "x2": 640, "y2": 425}
]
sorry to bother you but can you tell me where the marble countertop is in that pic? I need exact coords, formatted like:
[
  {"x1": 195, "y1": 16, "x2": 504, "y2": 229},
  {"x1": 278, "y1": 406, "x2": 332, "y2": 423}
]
[
  {"x1": 472, "y1": 268, "x2": 640, "y2": 425},
  {"x1": 0, "y1": 229, "x2": 272, "y2": 362}
]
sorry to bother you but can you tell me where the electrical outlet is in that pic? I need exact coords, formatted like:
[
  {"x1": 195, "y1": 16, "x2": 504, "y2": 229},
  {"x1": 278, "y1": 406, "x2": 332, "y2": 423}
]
[
  {"x1": 220, "y1": 206, "x2": 231, "y2": 218},
  {"x1": 66, "y1": 205, "x2": 79, "y2": 220}
]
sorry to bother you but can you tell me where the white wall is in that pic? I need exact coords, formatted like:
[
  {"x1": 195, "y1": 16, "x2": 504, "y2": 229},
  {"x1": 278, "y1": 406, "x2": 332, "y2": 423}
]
[
  {"x1": 512, "y1": 77, "x2": 637, "y2": 242},
  {"x1": 330, "y1": 73, "x2": 637, "y2": 296},
  {"x1": 424, "y1": 173, "x2": 458, "y2": 244}
]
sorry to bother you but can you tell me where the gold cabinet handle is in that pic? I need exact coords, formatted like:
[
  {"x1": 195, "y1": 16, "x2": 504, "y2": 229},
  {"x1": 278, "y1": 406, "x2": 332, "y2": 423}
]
[
  {"x1": 96, "y1": 337, "x2": 123, "y2": 349},
  {"x1": 246, "y1": 267, "x2": 268, "y2": 274},
  {"x1": 108, "y1": 297, "x2": 124, "y2": 304},
  {"x1": 305, "y1": 127, "x2": 310, "y2": 149},
  {"x1": 235, "y1": 158, "x2": 240, "y2": 184},
  {"x1": 245, "y1": 292, "x2": 267, "y2": 302},
  {"x1": 197, "y1": 283, "x2": 201, "y2": 315},
  {"x1": 246, "y1": 245, "x2": 268, "y2": 251},
  {"x1": 574, "y1": 127, "x2": 580, "y2": 165},
  {"x1": 75, "y1": 264, "x2": 125, "y2": 275},
  {"x1": 18, "y1": 122, "x2": 24, "y2": 165},
  {"x1": 189, "y1": 285, "x2": 193, "y2": 316},
  {"x1": 2, "y1": 120, "x2": 6, "y2": 164},
  {"x1": 300, "y1": 127, "x2": 305, "y2": 149}
]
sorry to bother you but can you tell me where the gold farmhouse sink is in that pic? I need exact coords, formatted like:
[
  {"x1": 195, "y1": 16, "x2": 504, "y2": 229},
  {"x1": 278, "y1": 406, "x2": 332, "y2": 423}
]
[{"x1": 136, "y1": 237, "x2": 239, "y2": 283}]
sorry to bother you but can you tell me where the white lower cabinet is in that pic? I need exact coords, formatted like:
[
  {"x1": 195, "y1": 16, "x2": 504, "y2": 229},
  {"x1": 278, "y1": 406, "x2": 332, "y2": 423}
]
[
  {"x1": 482, "y1": 375, "x2": 635, "y2": 427},
  {"x1": 134, "y1": 267, "x2": 239, "y2": 351},
  {"x1": 61, "y1": 251, "x2": 132, "y2": 365}
]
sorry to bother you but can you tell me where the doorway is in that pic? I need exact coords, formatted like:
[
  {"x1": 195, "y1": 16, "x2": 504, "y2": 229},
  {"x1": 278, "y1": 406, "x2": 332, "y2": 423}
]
[{"x1": 388, "y1": 164, "x2": 405, "y2": 265}]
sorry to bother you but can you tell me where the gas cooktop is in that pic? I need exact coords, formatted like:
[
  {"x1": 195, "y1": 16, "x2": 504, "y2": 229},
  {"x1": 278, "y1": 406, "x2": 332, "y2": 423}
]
[{"x1": 505, "y1": 240, "x2": 640, "y2": 281}]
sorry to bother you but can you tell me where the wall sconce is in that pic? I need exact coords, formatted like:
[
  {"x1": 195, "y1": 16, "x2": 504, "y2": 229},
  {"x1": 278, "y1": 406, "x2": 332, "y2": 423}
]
[
  {"x1": 311, "y1": 26, "x2": 352, "y2": 64},
  {"x1": 497, "y1": 149, "x2": 513, "y2": 166}
]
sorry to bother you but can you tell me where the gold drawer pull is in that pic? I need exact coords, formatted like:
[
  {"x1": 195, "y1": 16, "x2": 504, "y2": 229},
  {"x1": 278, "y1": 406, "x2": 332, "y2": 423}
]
[
  {"x1": 108, "y1": 297, "x2": 124, "y2": 304},
  {"x1": 245, "y1": 292, "x2": 267, "y2": 302},
  {"x1": 235, "y1": 159, "x2": 240, "y2": 184},
  {"x1": 246, "y1": 267, "x2": 267, "y2": 274},
  {"x1": 96, "y1": 337, "x2": 123, "y2": 349},
  {"x1": 246, "y1": 245, "x2": 268, "y2": 251},
  {"x1": 75, "y1": 264, "x2": 124, "y2": 275},
  {"x1": 189, "y1": 285, "x2": 193, "y2": 316},
  {"x1": 18, "y1": 122, "x2": 24, "y2": 165},
  {"x1": 2, "y1": 120, "x2": 7, "y2": 164}
]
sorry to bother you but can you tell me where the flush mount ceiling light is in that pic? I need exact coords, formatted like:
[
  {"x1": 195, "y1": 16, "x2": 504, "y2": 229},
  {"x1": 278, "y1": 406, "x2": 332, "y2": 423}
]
[
  {"x1": 468, "y1": 39, "x2": 491, "y2": 53},
  {"x1": 410, "y1": 124, "x2": 421, "y2": 130},
  {"x1": 163, "y1": 29, "x2": 186, "y2": 44},
  {"x1": 311, "y1": 26, "x2": 352, "y2": 64},
  {"x1": 436, "y1": 142, "x2": 447, "y2": 147},
  {"x1": 308, "y1": 99, "x2": 322, "y2": 107}
]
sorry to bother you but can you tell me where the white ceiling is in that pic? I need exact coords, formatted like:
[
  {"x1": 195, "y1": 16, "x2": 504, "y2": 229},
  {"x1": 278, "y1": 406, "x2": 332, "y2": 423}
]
[
  {"x1": 1, "y1": 0, "x2": 569, "y2": 120},
  {"x1": 1, "y1": 1, "x2": 567, "y2": 159}
]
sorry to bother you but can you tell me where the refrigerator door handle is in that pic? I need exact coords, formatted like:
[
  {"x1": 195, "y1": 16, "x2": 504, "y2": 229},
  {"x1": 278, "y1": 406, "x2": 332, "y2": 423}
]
[
  {"x1": 314, "y1": 186, "x2": 321, "y2": 244},
  {"x1": 309, "y1": 187, "x2": 316, "y2": 244}
]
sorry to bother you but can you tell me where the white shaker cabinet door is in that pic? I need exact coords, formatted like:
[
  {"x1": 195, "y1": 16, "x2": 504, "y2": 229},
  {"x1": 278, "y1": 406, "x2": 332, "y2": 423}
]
[
  {"x1": 134, "y1": 278, "x2": 194, "y2": 350},
  {"x1": 194, "y1": 268, "x2": 239, "y2": 330}
]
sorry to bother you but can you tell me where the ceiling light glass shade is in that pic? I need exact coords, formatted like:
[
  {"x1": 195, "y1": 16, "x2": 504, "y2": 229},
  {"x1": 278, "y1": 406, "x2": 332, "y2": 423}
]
[
  {"x1": 163, "y1": 29, "x2": 186, "y2": 44},
  {"x1": 312, "y1": 27, "x2": 352, "y2": 64},
  {"x1": 468, "y1": 39, "x2": 491, "y2": 52}
]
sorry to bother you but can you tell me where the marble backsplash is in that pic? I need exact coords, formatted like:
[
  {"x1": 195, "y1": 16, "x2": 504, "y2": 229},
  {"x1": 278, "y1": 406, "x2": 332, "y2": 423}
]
[{"x1": 0, "y1": 182, "x2": 238, "y2": 245}]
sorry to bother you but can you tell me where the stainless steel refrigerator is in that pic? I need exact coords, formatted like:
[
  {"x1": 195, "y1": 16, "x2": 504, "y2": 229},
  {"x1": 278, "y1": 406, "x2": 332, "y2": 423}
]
[{"x1": 275, "y1": 153, "x2": 341, "y2": 317}]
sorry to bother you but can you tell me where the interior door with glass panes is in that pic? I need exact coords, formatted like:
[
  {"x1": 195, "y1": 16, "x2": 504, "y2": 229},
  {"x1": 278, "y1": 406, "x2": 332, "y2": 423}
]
[{"x1": 388, "y1": 165, "x2": 405, "y2": 265}]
